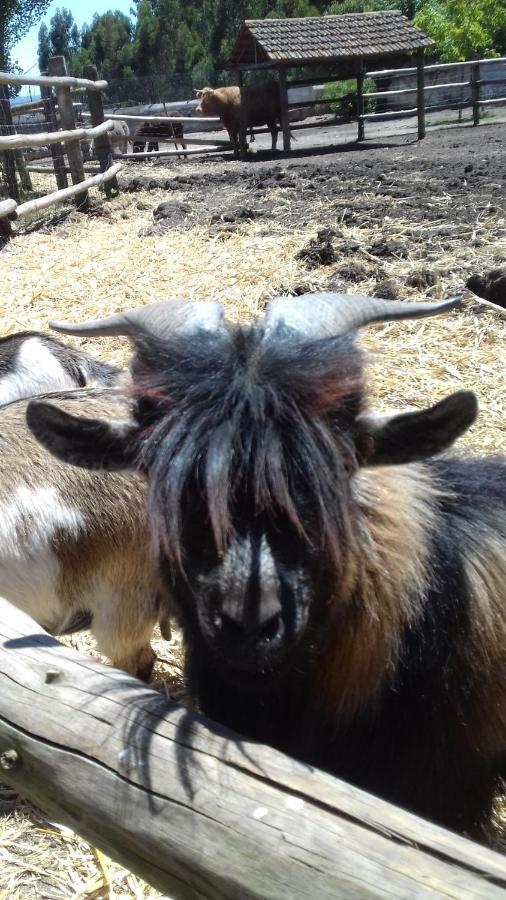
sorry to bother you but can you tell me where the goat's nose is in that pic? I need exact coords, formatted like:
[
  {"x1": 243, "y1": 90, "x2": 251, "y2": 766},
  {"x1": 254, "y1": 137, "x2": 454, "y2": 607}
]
[
  {"x1": 218, "y1": 610, "x2": 285, "y2": 652},
  {"x1": 218, "y1": 592, "x2": 284, "y2": 648}
]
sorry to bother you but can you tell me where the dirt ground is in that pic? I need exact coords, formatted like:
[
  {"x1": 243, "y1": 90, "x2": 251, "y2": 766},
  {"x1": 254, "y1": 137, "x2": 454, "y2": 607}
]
[
  {"x1": 121, "y1": 118, "x2": 506, "y2": 228},
  {"x1": 0, "y1": 118, "x2": 505, "y2": 897}
]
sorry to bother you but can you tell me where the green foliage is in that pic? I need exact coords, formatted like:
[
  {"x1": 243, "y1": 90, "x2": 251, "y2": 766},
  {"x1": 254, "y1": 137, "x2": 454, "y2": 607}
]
[
  {"x1": 133, "y1": 0, "x2": 159, "y2": 75},
  {"x1": 38, "y1": 7, "x2": 80, "y2": 69},
  {"x1": 325, "y1": 0, "x2": 425, "y2": 16},
  {"x1": 266, "y1": 0, "x2": 320, "y2": 17},
  {"x1": 81, "y1": 11, "x2": 134, "y2": 78},
  {"x1": 37, "y1": 22, "x2": 51, "y2": 73},
  {"x1": 28, "y1": 0, "x2": 506, "y2": 98},
  {"x1": 414, "y1": 0, "x2": 506, "y2": 61},
  {"x1": 0, "y1": 0, "x2": 51, "y2": 70},
  {"x1": 321, "y1": 76, "x2": 375, "y2": 116}
]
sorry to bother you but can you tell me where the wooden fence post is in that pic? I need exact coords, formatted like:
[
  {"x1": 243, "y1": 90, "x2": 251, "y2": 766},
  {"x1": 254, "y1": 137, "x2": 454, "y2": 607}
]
[
  {"x1": 0, "y1": 85, "x2": 32, "y2": 193},
  {"x1": 0, "y1": 85, "x2": 19, "y2": 201},
  {"x1": 48, "y1": 55, "x2": 89, "y2": 210},
  {"x1": 41, "y1": 84, "x2": 68, "y2": 190},
  {"x1": 278, "y1": 68, "x2": 291, "y2": 152},
  {"x1": 416, "y1": 48, "x2": 426, "y2": 140},
  {"x1": 471, "y1": 61, "x2": 481, "y2": 126},
  {"x1": 357, "y1": 62, "x2": 365, "y2": 142},
  {"x1": 83, "y1": 64, "x2": 118, "y2": 198}
]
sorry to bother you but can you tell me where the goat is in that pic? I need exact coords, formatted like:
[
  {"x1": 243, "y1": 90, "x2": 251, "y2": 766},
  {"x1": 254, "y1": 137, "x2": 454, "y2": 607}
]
[
  {"x1": 0, "y1": 331, "x2": 122, "y2": 406},
  {"x1": 1, "y1": 388, "x2": 170, "y2": 680},
  {"x1": 133, "y1": 114, "x2": 187, "y2": 158},
  {"x1": 26, "y1": 294, "x2": 506, "y2": 840}
]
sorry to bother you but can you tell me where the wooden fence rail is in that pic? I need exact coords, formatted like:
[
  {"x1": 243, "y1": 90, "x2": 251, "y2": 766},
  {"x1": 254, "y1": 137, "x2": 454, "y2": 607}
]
[
  {"x1": 102, "y1": 111, "x2": 221, "y2": 125},
  {"x1": 0, "y1": 118, "x2": 113, "y2": 150},
  {"x1": 0, "y1": 598, "x2": 504, "y2": 899},
  {"x1": 366, "y1": 55, "x2": 506, "y2": 79},
  {"x1": 0, "y1": 163, "x2": 121, "y2": 222},
  {"x1": 0, "y1": 70, "x2": 106, "y2": 91},
  {"x1": 0, "y1": 56, "x2": 120, "y2": 227}
]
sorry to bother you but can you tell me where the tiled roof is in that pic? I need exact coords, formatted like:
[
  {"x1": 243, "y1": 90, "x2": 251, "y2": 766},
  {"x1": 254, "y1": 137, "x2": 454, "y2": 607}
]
[{"x1": 225, "y1": 12, "x2": 434, "y2": 68}]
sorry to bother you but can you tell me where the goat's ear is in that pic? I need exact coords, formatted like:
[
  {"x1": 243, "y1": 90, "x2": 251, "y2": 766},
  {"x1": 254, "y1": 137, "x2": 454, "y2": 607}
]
[
  {"x1": 26, "y1": 401, "x2": 140, "y2": 471},
  {"x1": 356, "y1": 390, "x2": 478, "y2": 466}
]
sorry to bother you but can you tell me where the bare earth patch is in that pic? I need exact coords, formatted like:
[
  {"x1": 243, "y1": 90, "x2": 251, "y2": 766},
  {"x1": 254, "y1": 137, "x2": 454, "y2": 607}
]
[{"x1": 0, "y1": 121, "x2": 504, "y2": 894}]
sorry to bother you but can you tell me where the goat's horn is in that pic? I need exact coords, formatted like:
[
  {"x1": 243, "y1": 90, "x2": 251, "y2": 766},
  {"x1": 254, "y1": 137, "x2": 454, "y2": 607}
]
[
  {"x1": 50, "y1": 299, "x2": 225, "y2": 339},
  {"x1": 264, "y1": 292, "x2": 461, "y2": 338}
]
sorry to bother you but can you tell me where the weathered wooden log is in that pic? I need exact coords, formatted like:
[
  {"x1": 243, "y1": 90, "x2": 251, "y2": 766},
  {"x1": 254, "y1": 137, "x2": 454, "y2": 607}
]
[
  {"x1": 103, "y1": 112, "x2": 221, "y2": 124},
  {"x1": 0, "y1": 598, "x2": 504, "y2": 900},
  {"x1": 26, "y1": 164, "x2": 101, "y2": 175},
  {"x1": 0, "y1": 70, "x2": 107, "y2": 91},
  {"x1": 11, "y1": 96, "x2": 84, "y2": 116},
  {"x1": 13, "y1": 163, "x2": 121, "y2": 218},
  {"x1": 0, "y1": 198, "x2": 17, "y2": 219},
  {"x1": 0, "y1": 119, "x2": 113, "y2": 150},
  {"x1": 122, "y1": 145, "x2": 230, "y2": 159}
]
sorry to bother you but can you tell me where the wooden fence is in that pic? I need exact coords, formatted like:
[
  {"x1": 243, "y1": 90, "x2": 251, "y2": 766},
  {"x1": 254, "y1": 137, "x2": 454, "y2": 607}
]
[
  {"x1": 361, "y1": 56, "x2": 506, "y2": 136},
  {"x1": 0, "y1": 597, "x2": 505, "y2": 899},
  {"x1": 244, "y1": 55, "x2": 506, "y2": 151},
  {"x1": 0, "y1": 56, "x2": 120, "y2": 237}
]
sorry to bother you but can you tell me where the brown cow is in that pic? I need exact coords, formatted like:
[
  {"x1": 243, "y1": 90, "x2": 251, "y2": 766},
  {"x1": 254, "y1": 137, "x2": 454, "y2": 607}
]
[{"x1": 196, "y1": 82, "x2": 281, "y2": 156}]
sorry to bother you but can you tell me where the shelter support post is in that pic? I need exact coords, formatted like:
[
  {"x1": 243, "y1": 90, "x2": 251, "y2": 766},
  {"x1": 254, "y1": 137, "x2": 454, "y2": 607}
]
[
  {"x1": 41, "y1": 85, "x2": 68, "y2": 191},
  {"x1": 357, "y1": 62, "x2": 365, "y2": 142},
  {"x1": 416, "y1": 48, "x2": 426, "y2": 140},
  {"x1": 237, "y1": 70, "x2": 248, "y2": 159},
  {"x1": 278, "y1": 68, "x2": 291, "y2": 152},
  {"x1": 471, "y1": 62, "x2": 481, "y2": 126},
  {"x1": 83, "y1": 64, "x2": 118, "y2": 198},
  {"x1": 48, "y1": 56, "x2": 89, "y2": 210}
]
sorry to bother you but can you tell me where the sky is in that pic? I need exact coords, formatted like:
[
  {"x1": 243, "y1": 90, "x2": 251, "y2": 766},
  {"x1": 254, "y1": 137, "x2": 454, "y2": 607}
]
[{"x1": 12, "y1": 1, "x2": 135, "y2": 75}]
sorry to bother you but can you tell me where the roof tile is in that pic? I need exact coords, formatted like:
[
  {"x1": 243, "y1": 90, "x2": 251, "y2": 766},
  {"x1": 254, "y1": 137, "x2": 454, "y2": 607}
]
[{"x1": 226, "y1": 13, "x2": 434, "y2": 68}]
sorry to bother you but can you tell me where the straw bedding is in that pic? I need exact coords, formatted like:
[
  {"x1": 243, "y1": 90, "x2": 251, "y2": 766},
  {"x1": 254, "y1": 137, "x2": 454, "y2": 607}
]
[{"x1": 0, "y1": 126, "x2": 505, "y2": 895}]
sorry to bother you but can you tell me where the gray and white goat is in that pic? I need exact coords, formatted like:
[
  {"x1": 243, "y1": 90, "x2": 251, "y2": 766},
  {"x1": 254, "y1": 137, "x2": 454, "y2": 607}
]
[
  {"x1": 0, "y1": 331, "x2": 122, "y2": 406},
  {"x1": 0, "y1": 389, "x2": 170, "y2": 680}
]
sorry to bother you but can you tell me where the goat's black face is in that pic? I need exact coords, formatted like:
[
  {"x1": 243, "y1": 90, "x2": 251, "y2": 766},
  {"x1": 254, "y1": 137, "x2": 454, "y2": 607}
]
[
  {"x1": 26, "y1": 308, "x2": 477, "y2": 679},
  {"x1": 171, "y1": 520, "x2": 316, "y2": 674},
  {"x1": 134, "y1": 325, "x2": 363, "y2": 676}
]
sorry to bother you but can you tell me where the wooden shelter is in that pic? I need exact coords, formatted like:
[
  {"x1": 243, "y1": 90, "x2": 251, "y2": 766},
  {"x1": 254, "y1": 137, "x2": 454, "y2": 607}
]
[{"x1": 225, "y1": 12, "x2": 434, "y2": 149}]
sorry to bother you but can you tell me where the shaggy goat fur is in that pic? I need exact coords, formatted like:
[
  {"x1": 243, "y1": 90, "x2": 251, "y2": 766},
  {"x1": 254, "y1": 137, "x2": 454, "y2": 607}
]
[{"x1": 27, "y1": 322, "x2": 506, "y2": 839}]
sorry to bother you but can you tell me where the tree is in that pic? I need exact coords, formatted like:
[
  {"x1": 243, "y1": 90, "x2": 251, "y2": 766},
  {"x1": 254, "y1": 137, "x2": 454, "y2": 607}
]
[
  {"x1": 37, "y1": 22, "x2": 51, "y2": 73},
  {"x1": 133, "y1": 0, "x2": 159, "y2": 75},
  {"x1": 80, "y1": 11, "x2": 134, "y2": 78},
  {"x1": 325, "y1": 0, "x2": 425, "y2": 16},
  {"x1": 414, "y1": 0, "x2": 506, "y2": 60},
  {"x1": 0, "y1": 0, "x2": 51, "y2": 71},
  {"x1": 46, "y1": 7, "x2": 80, "y2": 60},
  {"x1": 155, "y1": 0, "x2": 181, "y2": 72}
]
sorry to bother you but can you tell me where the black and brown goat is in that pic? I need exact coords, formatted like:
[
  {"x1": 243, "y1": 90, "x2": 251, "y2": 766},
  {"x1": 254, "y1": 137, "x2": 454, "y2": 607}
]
[
  {"x1": 133, "y1": 114, "x2": 187, "y2": 158},
  {"x1": 26, "y1": 294, "x2": 506, "y2": 840}
]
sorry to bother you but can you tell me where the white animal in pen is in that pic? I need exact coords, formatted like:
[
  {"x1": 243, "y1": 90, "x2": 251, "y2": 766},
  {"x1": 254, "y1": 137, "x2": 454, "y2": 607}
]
[
  {"x1": 0, "y1": 390, "x2": 170, "y2": 680},
  {"x1": 0, "y1": 331, "x2": 122, "y2": 406}
]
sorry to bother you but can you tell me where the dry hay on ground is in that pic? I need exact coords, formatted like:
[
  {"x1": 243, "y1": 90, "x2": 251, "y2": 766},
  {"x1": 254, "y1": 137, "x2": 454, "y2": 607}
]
[{"x1": 0, "y1": 178, "x2": 505, "y2": 895}]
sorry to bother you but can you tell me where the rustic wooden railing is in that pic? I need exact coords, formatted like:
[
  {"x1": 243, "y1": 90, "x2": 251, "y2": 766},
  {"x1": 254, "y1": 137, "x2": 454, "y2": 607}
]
[
  {"x1": 0, "y1": 56, "x2": 120, "y2": 235},
  {"x1": 0, "y1": 597, "x2": 504, "y2": 899}
]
